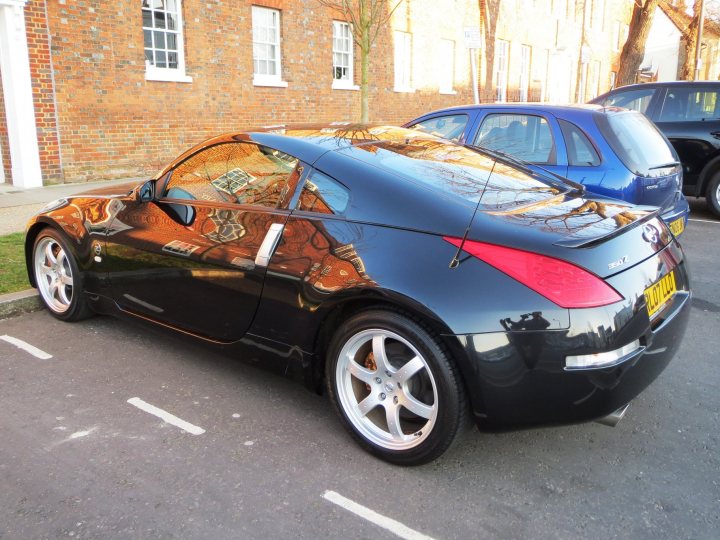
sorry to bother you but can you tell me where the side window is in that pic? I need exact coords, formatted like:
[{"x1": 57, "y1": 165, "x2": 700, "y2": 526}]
[
  {"x1": 474, "y1": 113, "x2": 555, "y2": 164},
  {"x1": 164, "y1": 142, "x2": 299, "y2": 208},
  {"x1": 603, "y1": 88, "x2": 655, "y2": 114},
  {"x1": 410, "y1": 114, "x2": 468, "y2": 142},
  {"x1": 658, "y1": 88, "x2": 720, "y2": 122},
  {"x1": 296, "y1": 171, "x2": 350, "y2": 215},
  {"x1": 558, "y1": 119, "x2": 601, "y2": 167}
]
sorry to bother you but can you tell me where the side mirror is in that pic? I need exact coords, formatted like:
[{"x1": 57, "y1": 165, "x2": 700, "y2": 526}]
[{"x1": 137, "y1": 180, "x2": 155, "y2": 202}]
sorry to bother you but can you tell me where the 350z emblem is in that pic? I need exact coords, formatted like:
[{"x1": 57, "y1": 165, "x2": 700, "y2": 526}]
[{"x1": 608, "y1": 255, "x2": 629, "y2": 270}]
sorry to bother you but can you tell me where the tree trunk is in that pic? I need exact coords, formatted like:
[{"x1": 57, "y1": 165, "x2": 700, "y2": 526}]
[
  {"x1": 360, "y1": 24, "x2": 370, "y2": 123},
  {"x1": 480, "y1": 0, "x2": 500, "y2": 102},
  {"x1": 616, "y1": 0, "x2": 660, "y2": 87},
  {"x1": 680, "y1": 7, "x2": 700, "y2": 80}
]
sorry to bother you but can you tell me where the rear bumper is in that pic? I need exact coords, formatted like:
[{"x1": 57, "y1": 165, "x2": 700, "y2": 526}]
[
  {"x1": 659, "y1": 194, "x2": 690, "y2": 232},
  {"x1": 451, "y1": 245, "x2": 691, "y2": 429}
]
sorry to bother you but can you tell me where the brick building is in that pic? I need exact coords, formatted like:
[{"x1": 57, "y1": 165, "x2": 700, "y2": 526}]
[{"x1": 0, "y1": 0, "x2": 630, "y2": 188}]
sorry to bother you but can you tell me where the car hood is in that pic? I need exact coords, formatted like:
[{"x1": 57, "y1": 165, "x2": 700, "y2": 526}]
[{"x1": 66, "y1": 181, "x2": 141, "y2": 200}]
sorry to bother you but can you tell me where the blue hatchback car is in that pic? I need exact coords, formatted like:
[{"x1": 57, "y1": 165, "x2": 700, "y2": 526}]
[{"x1": 405, "y1": 104, "x2": 689, "y2": 235}]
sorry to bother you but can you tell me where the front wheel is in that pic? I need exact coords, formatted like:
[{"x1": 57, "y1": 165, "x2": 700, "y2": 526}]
[
  {"x1": 32, "y1": 229, "x2": 92, "y2": 321},
  {"x1": 326, "y1": 310, "x2": 466, "y2": 465},
  {"x1": 707, "y1": 172, "x2": 720, "y2": 218}
]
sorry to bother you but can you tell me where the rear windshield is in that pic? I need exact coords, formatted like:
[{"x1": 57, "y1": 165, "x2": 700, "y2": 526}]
[
  {"x1": 594, "y1": 111, "x2": 676, "y2": 177},
  {"x1": 340, "y1": 138, "x2": 566, "y2": 210}
]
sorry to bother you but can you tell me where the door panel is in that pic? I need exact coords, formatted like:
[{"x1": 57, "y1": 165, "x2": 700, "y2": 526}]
[
  {"x1": 652, "y1": 86, "x2": 720, "y2": 193},
  {"x1": 106, "y1": 141, "x2": 303, "y2": 341},
  {"x1": 106, "y1": 200, "x2": 288, "y2": 341}
]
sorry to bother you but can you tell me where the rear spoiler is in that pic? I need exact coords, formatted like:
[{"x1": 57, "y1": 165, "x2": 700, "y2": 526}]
[{"x1": 553, "y1": 207, "x2": 663, "y2": 249}]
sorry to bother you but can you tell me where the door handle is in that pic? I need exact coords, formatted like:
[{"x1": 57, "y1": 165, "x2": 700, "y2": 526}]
[{"x1": 255, "y1": 223, "x2": 285, "y2": 267}]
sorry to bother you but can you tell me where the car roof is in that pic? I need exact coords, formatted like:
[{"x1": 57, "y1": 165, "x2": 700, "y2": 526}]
[
  {"x1": 157, "y1": 124, "x2": 454, "y2": 178},
  {"x1": 408, "y1": 103, "x2": 606, "y2": 117},
  {"x1": 604, "y1": 81, "x2": 720, "y2": 91}
]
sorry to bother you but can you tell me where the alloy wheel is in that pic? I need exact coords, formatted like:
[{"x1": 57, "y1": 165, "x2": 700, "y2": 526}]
[
  {"x1": 34, "y1": 236, "x2": 74, "y2": 314},
  {"x1": 335, "y1": 328, "x2": 439, "y2": 451}
]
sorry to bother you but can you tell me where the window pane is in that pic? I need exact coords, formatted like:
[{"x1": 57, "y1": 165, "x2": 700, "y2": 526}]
[
  {"x1": 168, "y1": 52, "x2": 178, "y2": 69},
  {"x1": 297, "y1": 172, "x2": 350, "y2": 214},
  {"x1": 558, "y1": 120, "x2": 600, "y2": 166},
  {"x1": 165, "y1": 143, "x2": 299, "y2": 209},
  {"x1": 604, "y1": 88, "x2": 655, "y2": 114},
  {"x1": 154, "y1": 11, "x2": 166, "y2": 29},
  {"x1": 475, "y1": 114, "x2": 554, "y2": 164},
  {"x1": 142, "y1": 9, "x2": 152, "y2": 28},
  {"x1": 167, "y1": 12, "x2": 177, "y2": 30},
  {"x1": 144, "y1": 49, "x2": 154, "y2": 63},
  {"x1": 155, "y1": 50, "x2": 167, "y2": 68},
  {"x1": 167, "y1": 33, "x2": 177, "y2": 51},
  {"x1": 411, "y1": 114, "x2": 468, "y2": 142},
  {"x1": 144, "y1": 30, "x2": 152, "y2": 48},
  {"x1": 154, "y1": 30, "x2": 165, "y2": 49}
]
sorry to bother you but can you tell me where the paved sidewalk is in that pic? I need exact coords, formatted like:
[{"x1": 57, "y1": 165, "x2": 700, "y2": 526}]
[{"x1": 0, "y1": 178, "x2": 140, "y2": 235}]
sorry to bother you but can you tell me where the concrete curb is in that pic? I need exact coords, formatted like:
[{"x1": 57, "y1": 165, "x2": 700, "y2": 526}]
[{"x1": 0, "y1": 289, "x2": 43, "y2": 319}]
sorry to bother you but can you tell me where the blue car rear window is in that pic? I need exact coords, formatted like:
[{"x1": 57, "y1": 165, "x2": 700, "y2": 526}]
[{"x1": 595, "y1": 111, "x2": 676, "y2": 177}]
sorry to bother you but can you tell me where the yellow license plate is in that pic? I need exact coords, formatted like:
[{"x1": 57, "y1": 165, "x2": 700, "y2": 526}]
[
  {"x1": 644, "y1": 271, "x2": 677, "y2": 317},
  {"x1": 669, "y1": 217, "x2": 685, "y2": 236}
]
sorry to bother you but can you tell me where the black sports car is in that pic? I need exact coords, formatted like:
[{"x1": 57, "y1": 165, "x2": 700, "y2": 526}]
[{"x1": 25, "y1": 125, "x2": 691, "y2": 465}]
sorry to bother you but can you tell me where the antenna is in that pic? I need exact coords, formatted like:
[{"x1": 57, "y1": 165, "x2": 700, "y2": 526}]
[{"x1": 449, "y1": 159, "x2": 495, "y2": 269}]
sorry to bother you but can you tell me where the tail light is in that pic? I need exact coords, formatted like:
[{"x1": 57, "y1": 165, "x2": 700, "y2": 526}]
[{"x1": 444, "y1": 237, "x2": 623, "y2": 308}]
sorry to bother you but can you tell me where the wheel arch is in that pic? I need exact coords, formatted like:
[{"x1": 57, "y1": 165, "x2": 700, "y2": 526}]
[
  {"x1": 308, "y1": 290, "x2": 483, "y2": 416},
  {"x1": 25, "y1": 218, "x2": 88, "y2": 288},
  {"x1": 698, "y1": 152, "x2": 720, "y2": 197}
]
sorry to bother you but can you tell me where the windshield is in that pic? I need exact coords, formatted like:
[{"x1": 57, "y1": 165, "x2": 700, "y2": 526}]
[{"x1": 595, "y1": 111, "x2": 677, "y2": 177}]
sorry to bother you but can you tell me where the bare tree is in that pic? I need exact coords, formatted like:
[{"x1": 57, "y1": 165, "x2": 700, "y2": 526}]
[
  {"x1": 616, "y1": 0, "x2": 661, "y2": 87},
  {"x1": 678, "y1": 1, "x2": 702, "y2": 79},
  {"x1": 479, "y1": 0, "x2": 501, "y2": 102},
  {"x1": 317, "y1": 0, "x2": 405, "y2": 122}
]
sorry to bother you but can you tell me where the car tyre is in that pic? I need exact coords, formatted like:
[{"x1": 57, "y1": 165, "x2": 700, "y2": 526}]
[
  {"x1": 32, "y1": 228, "x2": 92, "y2": 321},
  {"x1": 326, "y1": 309, "x2": 467, "y2": 465},
  {"x1": 707, "y1": 171, "x2": 720, "y2": 218}
]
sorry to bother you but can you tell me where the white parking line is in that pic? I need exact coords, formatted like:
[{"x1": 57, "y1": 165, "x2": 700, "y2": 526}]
[
  {"x1": 127, "y1": 397, "x2": 205, "y2": 435},
  {"x1": 688, "y1": 218, "x2": 720, "y2": 224},
  {"x1": 322, "y1": 490, "x2": 436, "y2": 540},
  {"x1": 0, "y1": 334, "x2": 52, "y2": 359}
]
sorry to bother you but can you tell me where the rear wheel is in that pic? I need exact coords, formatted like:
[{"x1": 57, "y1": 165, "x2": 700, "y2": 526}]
[
  {"x1": 33, "y1": 229, "x2": 92, "y2": 321},
  {"x1": 707, "y1": 172, "x2": 720, "y2": 218},
  {"x1": 326, "y1": 310, "x2": 466, "y2": 465}
]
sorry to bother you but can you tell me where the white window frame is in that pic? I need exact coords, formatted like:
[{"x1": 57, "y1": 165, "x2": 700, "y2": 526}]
[
  {"x1": 142, "y1": 0, "x2": 192, "y2": 83},
  {"x1": 495, "y1": 39, "x2": 509, "y2": 102},
  {"x1": 252, "y1": 5, "x2": 288, "y2": 87},
  {"x1": 439, "y1": 39, "x2": 456, "y2": 94},
  {"x1": 394, "y1": 30, "x2": 414, "y2": 93},
  {"x1": 331, "y1": 21, "x2": 358, "y2": 90}
]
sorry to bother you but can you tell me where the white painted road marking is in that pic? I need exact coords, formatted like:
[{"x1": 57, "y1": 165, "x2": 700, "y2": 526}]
[
  {"x1": 127, "y1": 397, "x2": 205, "y2": 435},
  {"x1": 322, "y1": 490, "x2": 436, "y2": 540},
  {"x1": 689, "y1": 218, "x2": 720, "y2": 224},
  {"x1": 0, "y1": 334, "x2": 52, "y2": 359}
]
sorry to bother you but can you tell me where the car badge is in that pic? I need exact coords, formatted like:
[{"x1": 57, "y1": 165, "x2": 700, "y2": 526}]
[
  {"x1": 608, "y1": 255, "x2": 628, "y2": 270},
  {"x1": 642, "y1": 224, "x2": 659, "y2": 244}
]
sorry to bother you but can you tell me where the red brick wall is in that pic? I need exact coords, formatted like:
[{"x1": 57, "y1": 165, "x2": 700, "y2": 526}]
[
  {"x1": 26, "y1": 0, "x2": 63, "y2": 184},
  {"x1": 41, "y1": 0, "x2": 479, "y2": 182}
]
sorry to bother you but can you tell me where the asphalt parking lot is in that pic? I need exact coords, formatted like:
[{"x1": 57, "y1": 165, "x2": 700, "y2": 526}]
[{"x1": 1, "y1": 201, "x2": 718, "y2": 539}]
